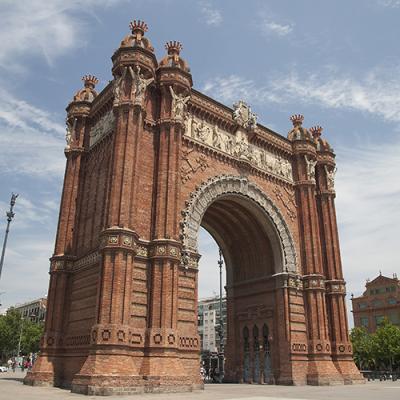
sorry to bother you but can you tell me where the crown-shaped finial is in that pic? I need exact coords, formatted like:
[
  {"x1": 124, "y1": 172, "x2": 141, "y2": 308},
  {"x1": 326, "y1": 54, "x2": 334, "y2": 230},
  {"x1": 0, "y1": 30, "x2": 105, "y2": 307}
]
[
  {"x1": 82, "y1": 75, "x2": 99, "y2": 88},
  {"x1": 129, "y1": 20, "x2": 148, "y2": 36},
  {"x1": 310, "y1": 125, "x2": 323, "y2": 138},
  {"x1": 165, "y1": 41, "x2": 183, "y2": 55},
  {"x1": 290, "y1": 114, "x2": 304, "y2": 127}
]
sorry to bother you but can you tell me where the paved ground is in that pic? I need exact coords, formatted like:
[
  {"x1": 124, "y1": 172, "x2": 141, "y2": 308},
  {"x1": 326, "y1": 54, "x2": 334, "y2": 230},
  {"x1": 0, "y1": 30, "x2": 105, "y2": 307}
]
[{"x1": 1, "y1": 371, "x2": 400, "y2": 400}]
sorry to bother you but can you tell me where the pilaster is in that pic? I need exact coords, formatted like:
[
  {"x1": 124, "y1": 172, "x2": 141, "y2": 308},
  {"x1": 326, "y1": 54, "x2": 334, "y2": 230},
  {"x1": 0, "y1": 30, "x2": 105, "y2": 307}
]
[
  {"x1": 312, "y1": 126, "x2": 363, "y2": 383},
  {"x1": 290, "y1": 115, "x2": 343, "y2": 384}
]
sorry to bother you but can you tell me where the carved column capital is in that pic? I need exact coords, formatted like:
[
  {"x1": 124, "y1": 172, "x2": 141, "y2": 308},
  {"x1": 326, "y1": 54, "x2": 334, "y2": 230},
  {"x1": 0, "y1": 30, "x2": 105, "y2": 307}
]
[
  {"x1": 99, "y1": 227, "x2": 139, "y2": 254},
  {"x1": 148, "y1": 238, "x2": 182, "y2": 262},
  {"x1": 302, "y1": 274, "x2": 326, "y2": 291}
]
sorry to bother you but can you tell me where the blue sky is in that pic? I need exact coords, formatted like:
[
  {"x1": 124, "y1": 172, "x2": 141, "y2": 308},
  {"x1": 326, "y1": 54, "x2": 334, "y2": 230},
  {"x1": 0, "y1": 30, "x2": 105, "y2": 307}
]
[{"x1": 0, "y1": 1, "x2": 399, "y2": 327}]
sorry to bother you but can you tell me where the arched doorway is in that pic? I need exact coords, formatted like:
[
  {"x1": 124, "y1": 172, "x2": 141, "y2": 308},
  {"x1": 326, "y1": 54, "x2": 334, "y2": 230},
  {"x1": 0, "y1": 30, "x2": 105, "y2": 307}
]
[{"x1": 182, "y1": 175, "x2": 298, "y2": 383}]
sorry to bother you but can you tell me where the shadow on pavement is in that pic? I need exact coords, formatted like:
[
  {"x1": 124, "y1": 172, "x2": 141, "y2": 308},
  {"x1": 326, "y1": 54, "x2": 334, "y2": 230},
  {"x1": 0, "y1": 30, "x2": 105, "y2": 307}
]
[{"x1": 0, "y1": 376, "x2": 24, "y2": 382}]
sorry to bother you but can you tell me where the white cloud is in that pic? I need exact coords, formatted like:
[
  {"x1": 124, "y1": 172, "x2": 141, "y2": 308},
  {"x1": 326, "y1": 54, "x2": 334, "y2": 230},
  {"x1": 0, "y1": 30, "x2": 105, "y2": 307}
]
[
  {"x1": 378, "y1": 0, "x2": 400, "y2": 7},
  {"x1": 0, "y1": 236, "x2": 54, "y2": 313},
  {"x1": 260, "y1": 19, "x2": 293, "y2": 37},
  {"x1": 336, "y1": 138, "x2": 400, "y2": 288},
  {"x1": 336, "y1": 137, "x2": 400, "y2": 326},
  {"x1": 203, "y1": 66, "x2": 400, "y2": 123},
  {"x1": 269, "y1": 69, "x2": 400, "y2": 123},
  {"x1": 0, "y1": 89, "x2": 66, "y2": 178},
  {"x1": 0, "y1": 0, "x2": 126, "y2": 72},
  {"x1": 199, "y1": 1, "x2": 223, "y2": 26},
  {"x1": 202, "y1": 75, "x2": 282, "y2": 106}
]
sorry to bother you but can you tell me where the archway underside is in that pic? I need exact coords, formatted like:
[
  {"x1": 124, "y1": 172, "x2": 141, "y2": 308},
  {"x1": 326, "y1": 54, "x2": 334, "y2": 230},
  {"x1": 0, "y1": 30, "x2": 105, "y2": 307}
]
[
  {"x1": 199, "y1": 194, "x2": 282, "y2": 384},
  {"x1": 202, "y1": 196, "x2": 276, "y2": 284}
]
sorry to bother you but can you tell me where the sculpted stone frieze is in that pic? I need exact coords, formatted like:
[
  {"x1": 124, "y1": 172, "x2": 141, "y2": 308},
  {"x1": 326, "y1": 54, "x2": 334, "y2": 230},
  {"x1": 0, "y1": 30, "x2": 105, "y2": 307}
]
[
  {"x1": 181, "y1": 148, "x2": 208, "y2": 183},
  {"x1": 89, "y1": 110, "x2": 115, "y2": 147},
  {"x1": 184, "y1": 115, "x2": 293, "y2": 182}
]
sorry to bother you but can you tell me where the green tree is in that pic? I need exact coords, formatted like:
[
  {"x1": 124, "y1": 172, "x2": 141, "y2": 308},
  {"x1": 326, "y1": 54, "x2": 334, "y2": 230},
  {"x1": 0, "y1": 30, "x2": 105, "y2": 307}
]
[
  {"x1": 0, "y1": 308, "x2": 44, "y2": 360},
  {"x1": 21, "y1": 320, "x2": 44, "y2": 354},
  {"x1": 0, "y1": 308, "x2": 22, "y2": 359},
  {"x1": 372, "y1": 319, "x2": 400, "y2": 371},
  {"x1": 350, "y1": 327, "x2": 374, "y2": 370}
]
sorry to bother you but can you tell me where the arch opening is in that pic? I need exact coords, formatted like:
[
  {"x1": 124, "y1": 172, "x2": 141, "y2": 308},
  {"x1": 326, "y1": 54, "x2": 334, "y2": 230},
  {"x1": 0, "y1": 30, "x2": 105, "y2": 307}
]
[{"x1": 193, "y1": 176, "x2": 297, "y2": 384}]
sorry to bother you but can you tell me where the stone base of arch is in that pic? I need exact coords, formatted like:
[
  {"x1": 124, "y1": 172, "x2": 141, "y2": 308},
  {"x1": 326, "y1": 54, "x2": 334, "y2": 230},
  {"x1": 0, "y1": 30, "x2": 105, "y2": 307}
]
[
  {"x1": 333, "y1": 358, "x2": 365, "y2": 384},
  {"x1": 307, "y1": 358, "x2": 345, "y2": 385},
  {"x1": 68, "y1": 349, "x2": 203, "y2": 395}
]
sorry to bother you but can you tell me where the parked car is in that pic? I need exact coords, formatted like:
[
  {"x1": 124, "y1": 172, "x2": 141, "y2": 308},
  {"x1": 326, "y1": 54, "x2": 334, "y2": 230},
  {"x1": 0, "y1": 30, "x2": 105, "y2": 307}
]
[{"x1": 0, "y1": 366, "x2": 8, "y2": 372}]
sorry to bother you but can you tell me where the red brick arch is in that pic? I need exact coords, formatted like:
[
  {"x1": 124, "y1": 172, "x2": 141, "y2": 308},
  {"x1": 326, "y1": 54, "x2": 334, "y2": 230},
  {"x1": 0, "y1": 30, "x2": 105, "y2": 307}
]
[{"x1": 24, "y1": 20, "x2": 364, "y2": 395}]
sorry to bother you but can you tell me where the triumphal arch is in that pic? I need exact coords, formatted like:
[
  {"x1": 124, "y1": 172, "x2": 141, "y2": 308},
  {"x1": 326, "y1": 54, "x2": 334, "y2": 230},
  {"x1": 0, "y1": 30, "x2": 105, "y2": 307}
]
[{"x1": 25, "y1": 21, "x2": 362, "y2": 394}]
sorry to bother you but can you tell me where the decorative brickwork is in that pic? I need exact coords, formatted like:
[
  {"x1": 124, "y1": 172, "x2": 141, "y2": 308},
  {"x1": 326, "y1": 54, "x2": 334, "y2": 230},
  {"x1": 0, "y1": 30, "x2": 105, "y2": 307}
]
[{"x1": 24, "y1": 19, "x2": 363, "y2": 395}]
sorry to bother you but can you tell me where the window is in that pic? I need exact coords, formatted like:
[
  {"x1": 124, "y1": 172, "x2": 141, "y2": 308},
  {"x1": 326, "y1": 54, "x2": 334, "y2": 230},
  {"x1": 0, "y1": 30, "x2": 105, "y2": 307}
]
[
  {"x1": 372, "y1": 299, "x2": 383, "y2": 308},
  {"x1": 375, "y1": 315, "x2": 385, "y2": 325},
  {"x1": 359, "y1": 303, "x2": 368, "y2": 310},
  {"x1": 389, "y1": 313, "x2": 400, "y2": 324},
  {"x1": 388, "y1": 298, "x2": 397, "y2": 305},
  {"x1": 360, "y1": 317, "x2": 369, "y2": 327}
]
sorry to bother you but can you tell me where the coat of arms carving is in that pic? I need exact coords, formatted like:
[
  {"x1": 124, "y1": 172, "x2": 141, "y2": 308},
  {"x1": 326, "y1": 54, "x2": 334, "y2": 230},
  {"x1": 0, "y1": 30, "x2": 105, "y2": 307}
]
[{"x1": 232, "y1": 100, "x2": 257, "y2": 130}]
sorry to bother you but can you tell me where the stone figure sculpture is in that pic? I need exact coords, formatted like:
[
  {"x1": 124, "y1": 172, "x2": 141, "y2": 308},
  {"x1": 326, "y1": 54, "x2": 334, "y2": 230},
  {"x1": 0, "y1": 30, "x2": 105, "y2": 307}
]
[
  {"x1": 169, "y1": 86, "x2": 190, "y2": 121},
  {"x1": 113, "y1": 67, "x2": 127, "y2": 106},
  {"x1": 304, "y1": 155, "x2": 317, "y2": 182},
  {"x1": 324, "y1": 165, "x2": 337, "y2": 190},
  {"x1": 65, "y1": 118, "x2": 77, "y2": 149},
  {"x1": 128, "y1": 65, "x2": 154, "y2": 105}
]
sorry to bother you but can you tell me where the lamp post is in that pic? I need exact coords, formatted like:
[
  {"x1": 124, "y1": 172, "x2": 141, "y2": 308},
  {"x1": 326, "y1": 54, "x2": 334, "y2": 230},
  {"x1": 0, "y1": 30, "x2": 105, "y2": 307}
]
[
  {"x1": 16, "y1": 316, "x2": 24, "y2": 358},
  {"x1": 217, "y1": 248, "x2": 224, "y2": 383},
  {"x1": 0, "y1": 193, "x2": 18, "y2": 282},
  {"x1": 16, "y1": 312, "x2": 36, "y2": 358}
]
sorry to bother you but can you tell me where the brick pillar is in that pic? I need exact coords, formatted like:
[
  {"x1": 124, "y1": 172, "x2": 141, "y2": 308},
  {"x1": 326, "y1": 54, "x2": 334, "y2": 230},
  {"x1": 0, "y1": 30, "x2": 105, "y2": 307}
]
[
  {"x1": 24, "y1": 92, "x2": 93, "y2": 386},
  {"x1": 106, "y1": 103, "x2": 143, "y2": 229},
  {"x1": 291, "y1": 122, "x2": 344, "y2": 384},
  {"x1": 143, "y1": 74, "x2": 201, "y2": 387},
  {"x1": 312, "y1": 127, "x2": 363, "y2": 383},
  {"x1": 71, "y1": 72, "x2": 151, "y2": 392}
]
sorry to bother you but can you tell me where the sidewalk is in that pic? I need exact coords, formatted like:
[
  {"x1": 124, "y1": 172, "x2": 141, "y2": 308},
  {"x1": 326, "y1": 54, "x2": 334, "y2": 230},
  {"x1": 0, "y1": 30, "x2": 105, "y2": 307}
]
[{"x1": 1, "y1": 371, "x2": 400, "y2": 400}]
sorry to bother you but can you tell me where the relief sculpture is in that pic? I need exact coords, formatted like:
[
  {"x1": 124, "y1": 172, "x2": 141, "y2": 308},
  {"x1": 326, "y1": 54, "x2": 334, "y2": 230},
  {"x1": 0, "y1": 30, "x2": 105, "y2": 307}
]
[
  {"x1": 184, "y1": 114, "x2": 293, "y2": 182},
  {"x1": 89, "y1": 110, "x2": 116, "y2": 147}
]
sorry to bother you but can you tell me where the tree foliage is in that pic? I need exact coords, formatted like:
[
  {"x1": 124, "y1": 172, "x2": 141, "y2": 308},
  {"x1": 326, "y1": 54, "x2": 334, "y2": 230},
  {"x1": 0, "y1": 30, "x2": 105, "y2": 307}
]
[
  {"x1": 0, "y1": 308, "x2": 44, "y2": 360},
  {"x1": 350, "y1": 319, "x2": 400, "y2": 371}
]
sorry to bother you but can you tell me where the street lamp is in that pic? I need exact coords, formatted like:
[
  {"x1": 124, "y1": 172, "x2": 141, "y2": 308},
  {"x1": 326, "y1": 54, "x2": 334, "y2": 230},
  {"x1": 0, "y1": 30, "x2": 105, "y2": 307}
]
[
  {"x1": 0, "y1": 193, "x2": 18, "y2": 282},
  {"x1": 217, "y1": 248, "x2": 224, "y2": 383},
  {"x1": 16, "y1": 312, "x2": 36, "y2": 357}
]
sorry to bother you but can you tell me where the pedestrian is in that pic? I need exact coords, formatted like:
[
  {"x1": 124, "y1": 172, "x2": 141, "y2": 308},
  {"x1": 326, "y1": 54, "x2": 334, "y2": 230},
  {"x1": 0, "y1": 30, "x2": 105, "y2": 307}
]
[
  {"x1": 11, "y1": 358, "x2": 16, "y2": 373},
  {"x1": 7, "y1": 358, "x2": 12, "y2": 371}
]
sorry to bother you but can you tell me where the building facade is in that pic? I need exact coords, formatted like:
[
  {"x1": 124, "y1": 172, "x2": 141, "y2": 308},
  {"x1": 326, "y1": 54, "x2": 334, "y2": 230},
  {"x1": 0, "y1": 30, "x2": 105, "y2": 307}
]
[
  {"x1": 198, "y1": 296, "x2": 226, "y2": 353},
  {"x1": 352, "y1": 273, "x2": 400, "y2": 333},
  {"x1": 14, "y1": 297, "x2": 47, "y2": 323},
  {"x1": 25, "y1": 20, "x2": 362, "y2": 394}
]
